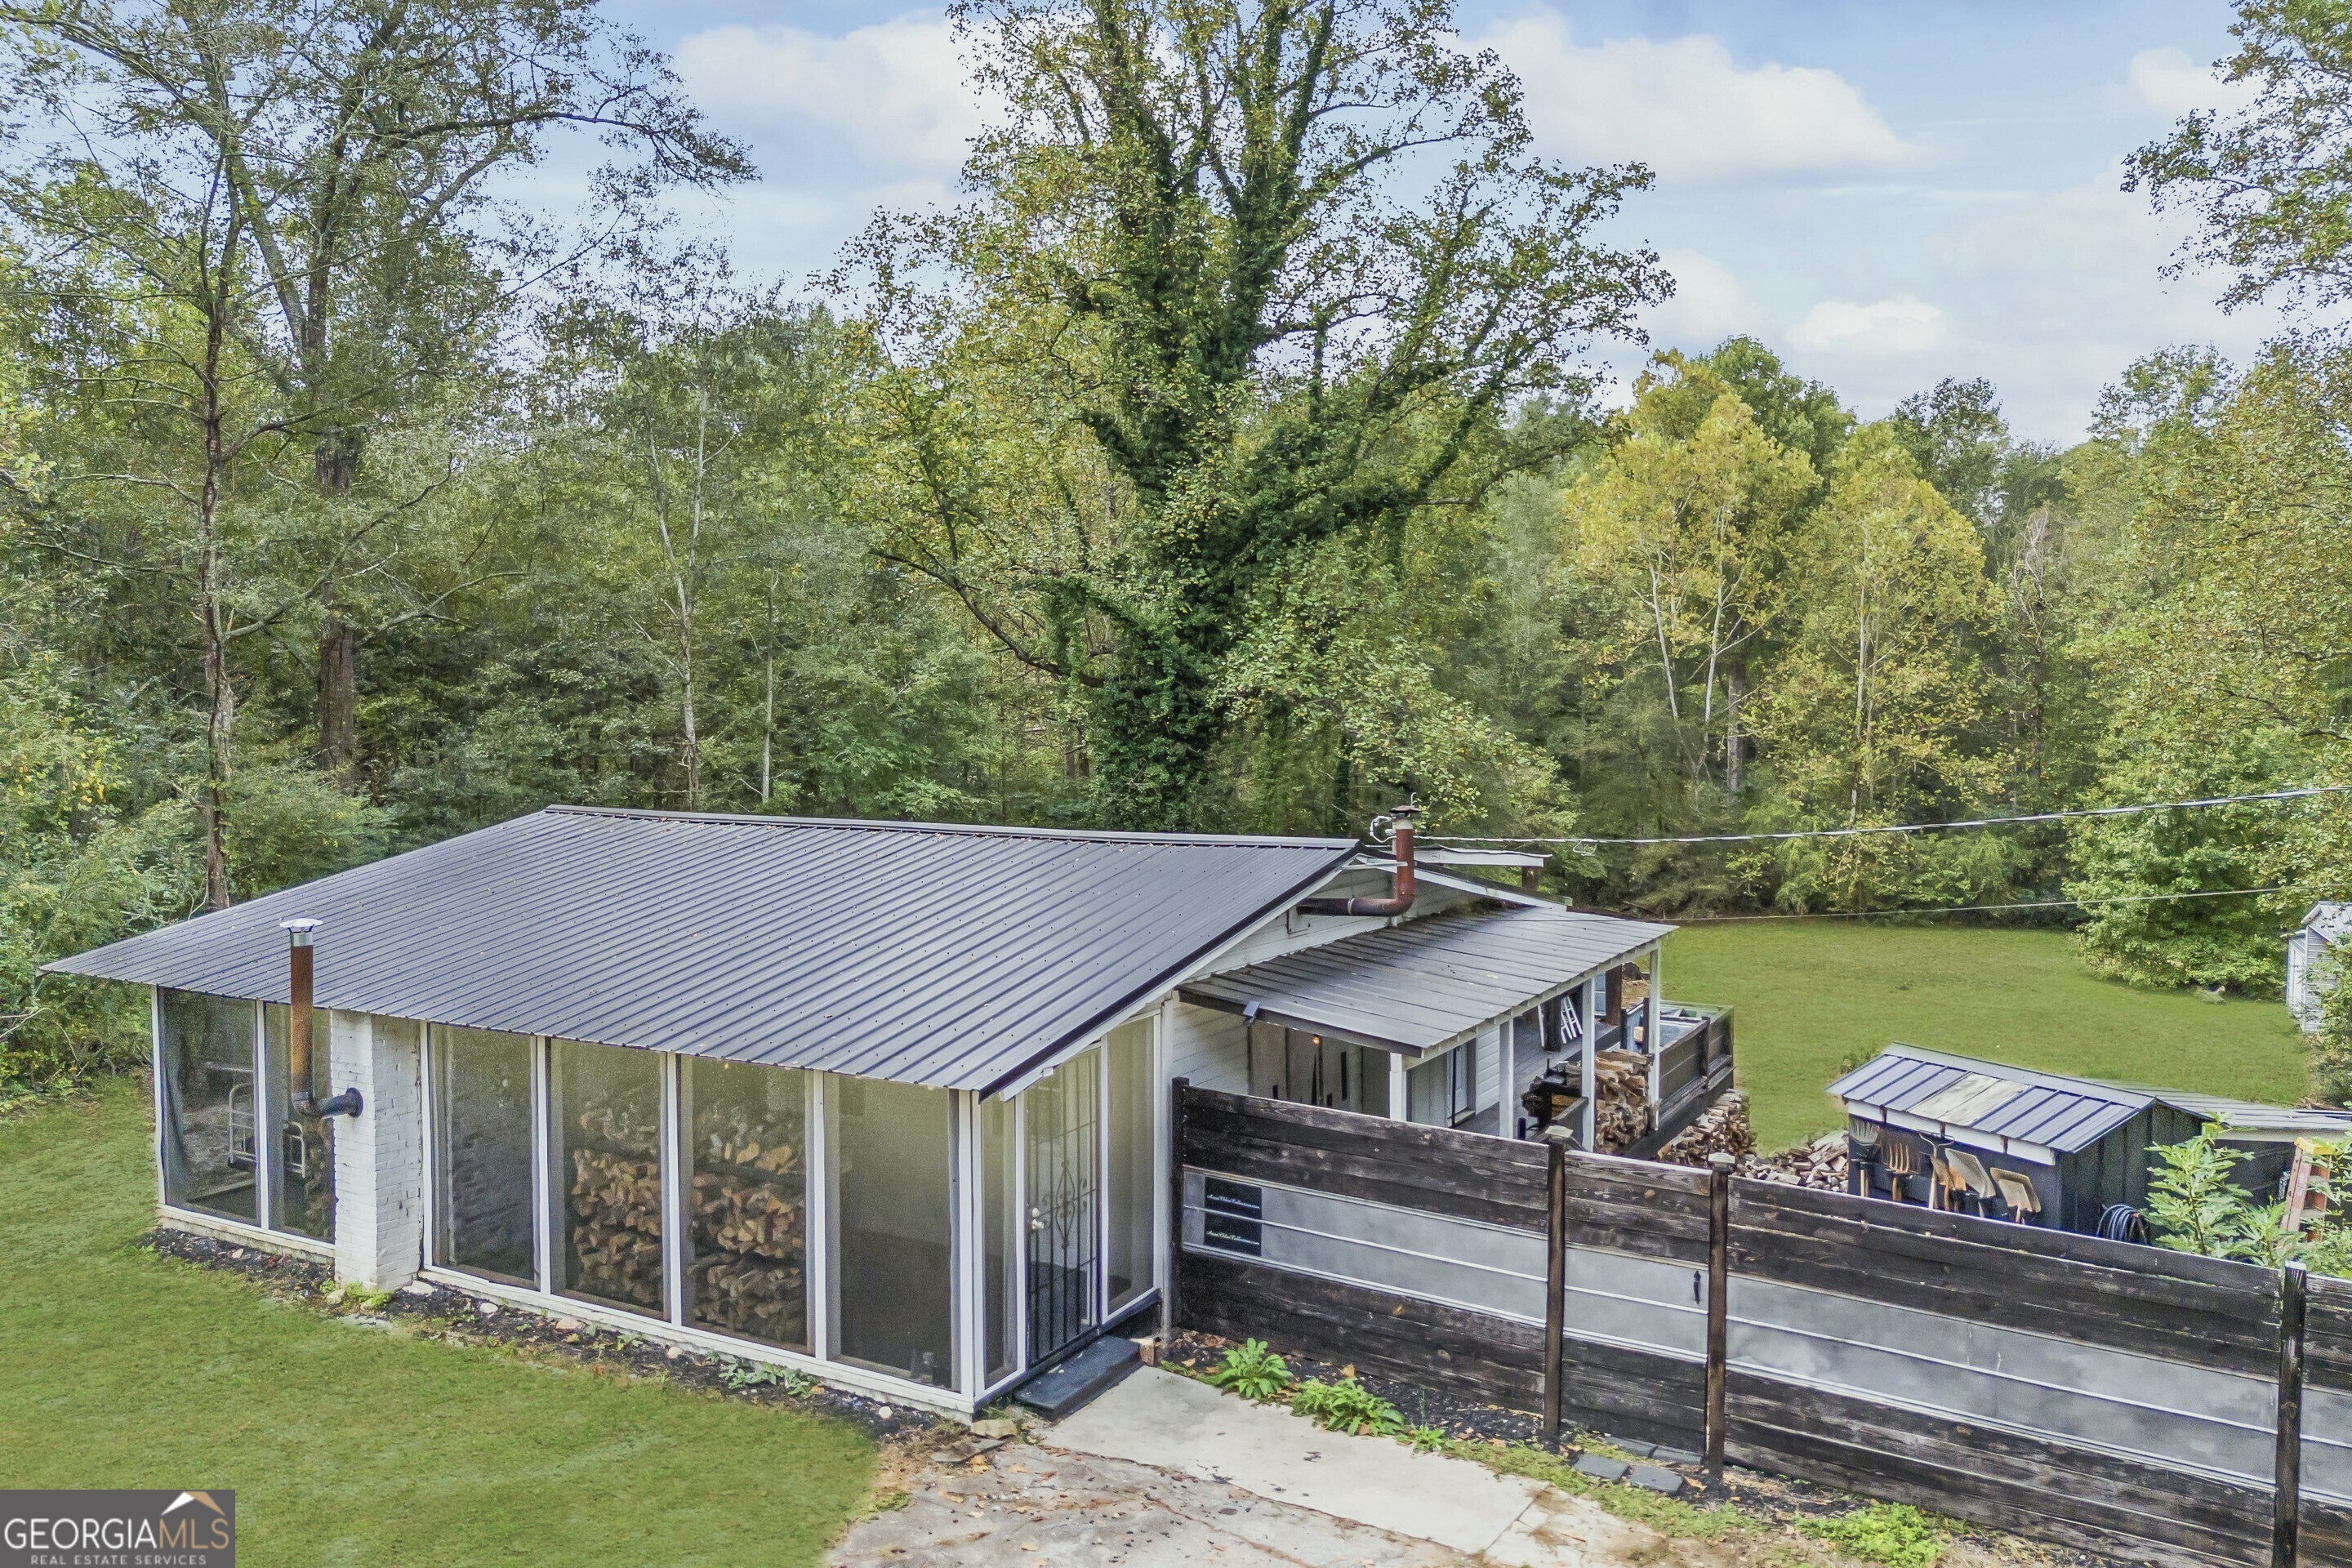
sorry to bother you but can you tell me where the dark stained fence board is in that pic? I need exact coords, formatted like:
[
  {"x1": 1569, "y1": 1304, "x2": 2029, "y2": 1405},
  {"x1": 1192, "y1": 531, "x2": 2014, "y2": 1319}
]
[
  {"x1": 1732, "y1": 1181, "x2": 2282, "y2": 1375},
  {"x1": 1183, "y1": 1089, "x2": 1550, "y2": 1230},
  {"x1": 1727, "y1": 1374, "x2": 2271, "y2": 1568},
  {"x1": 1557, "y1": 1335, "x2": 1705, "y2": 1451},
  {"x1": 2302, "y1": 1274, "x2": 2352, "y2": 1394},
  {"x1": 1178, "y1": 1248, "x2": 1542, "y2": 1411},
  {"x1": 2304, "y1": 1497, "x2": 2352, "y2": 1564}
]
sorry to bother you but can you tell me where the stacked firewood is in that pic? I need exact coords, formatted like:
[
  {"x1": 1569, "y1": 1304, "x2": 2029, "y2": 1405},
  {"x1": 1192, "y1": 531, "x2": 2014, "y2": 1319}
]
[
  {"x1": 1740, "y1": 1134, "x2": 1849, "y2": 1191},
  {"x1": 687, "y1": 1108, "x2": 806, "y2": 1342},
  {"x1": 1657, "y1": 1092, "x2": 1757, "y2": 1166},
  {"x1": 1591, "y1": 1051, "x2": 1651, "y2": 1152},
  {"x1": 569, "y1": 1146, "x2": 664, "y2": 1302}
]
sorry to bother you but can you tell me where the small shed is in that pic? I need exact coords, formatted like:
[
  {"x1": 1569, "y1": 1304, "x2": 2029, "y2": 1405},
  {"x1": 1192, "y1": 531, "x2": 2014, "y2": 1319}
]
[
  {"x1": 2289, "y1": 902, "x2": 2351, "y2": 1031},
  {"x1": 1828, "y1": 1045, "x2": 2352, "y2": 1236}
]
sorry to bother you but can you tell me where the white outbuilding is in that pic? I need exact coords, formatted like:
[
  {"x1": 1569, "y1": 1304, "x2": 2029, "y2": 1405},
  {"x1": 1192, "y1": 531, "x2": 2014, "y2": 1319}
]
[{"x1": 2288, "y1": 902, "x2": 2352, "y2": 1031}]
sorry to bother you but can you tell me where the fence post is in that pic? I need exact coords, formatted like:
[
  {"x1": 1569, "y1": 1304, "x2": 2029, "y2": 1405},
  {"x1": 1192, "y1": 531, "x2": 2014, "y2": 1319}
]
[
  {"x1": 1706, "y1": 1152, "x2": 1734, "y2": 1474},
  {"x1": 1164, "y1": 1077, "x2": 1189, "y2": 1348},
  {"x1": 2276, "y1": 1259, "x2": 2308, "y2": 1568},
  {"x1": 1543, "y1": 1129, "x2": 1567, "y2": 1444}
]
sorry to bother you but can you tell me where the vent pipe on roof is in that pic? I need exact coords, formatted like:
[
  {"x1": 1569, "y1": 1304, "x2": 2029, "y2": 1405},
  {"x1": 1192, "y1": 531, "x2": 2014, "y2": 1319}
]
[
  {"x1": 1297, "y1": 801, "x2": 1418, "y2": 918},
  {"x1": 283, "y1": 920, "x2": 363, "y2": 1119}
]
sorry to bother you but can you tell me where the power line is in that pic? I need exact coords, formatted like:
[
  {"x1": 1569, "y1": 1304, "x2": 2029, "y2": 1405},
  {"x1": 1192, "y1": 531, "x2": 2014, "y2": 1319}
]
[
  {"x1": 1673, "y1": 884, "x2": 2303, "y2": 924},
  {"x1": 1424, "y1": 784, "x2": 2352, "y2": 849}
]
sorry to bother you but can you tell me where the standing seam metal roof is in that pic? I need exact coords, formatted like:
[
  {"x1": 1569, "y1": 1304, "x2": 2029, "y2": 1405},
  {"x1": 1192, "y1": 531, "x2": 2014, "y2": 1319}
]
[
  {"x1": 45, "y1": 806, "x2": 1360, "y2": 1094},
  {"x1": 1824, "y1": 1045, "x2": 2150, "y2": 1153},
  {"x1": 1177, "y1": 905, "x2": 1675, "y2": 1054}
]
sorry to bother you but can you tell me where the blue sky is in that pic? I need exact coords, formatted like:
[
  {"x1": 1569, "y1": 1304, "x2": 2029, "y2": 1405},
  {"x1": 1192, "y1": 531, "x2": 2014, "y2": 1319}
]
[{"x1": 586, "y1": 0, "x2": 2281, "y2": 443}]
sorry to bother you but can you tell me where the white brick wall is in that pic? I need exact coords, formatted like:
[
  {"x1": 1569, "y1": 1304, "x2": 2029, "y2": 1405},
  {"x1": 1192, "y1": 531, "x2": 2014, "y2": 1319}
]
[{"x1": 331, "y1": 1012, "x2": 425, "y2": 1289}]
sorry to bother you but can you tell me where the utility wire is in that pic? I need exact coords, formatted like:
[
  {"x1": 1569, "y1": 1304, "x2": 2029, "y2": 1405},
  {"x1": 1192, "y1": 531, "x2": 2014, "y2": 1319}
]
[
  {"x1": 1423, "y1": 784, "x2": 2352, "y2": 849},
  {"x1": 1673, "y1": 884, "x2": 2303, "y2": 924}
]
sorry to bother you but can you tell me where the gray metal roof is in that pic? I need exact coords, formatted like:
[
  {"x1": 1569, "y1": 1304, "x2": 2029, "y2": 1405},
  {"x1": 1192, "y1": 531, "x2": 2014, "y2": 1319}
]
[
  {"x1": 2100, "y1": 1085, "x2": 2352, "y2": 1141},
  {"x1": 2305, "y1": 902, "x2": 2352, "y2": 946},
  {"x1": 1178, "y1": 906, "x2": 1674, "y2": 1055},
  {"x1": 47, "y1": 806, "x2": 1357, "y2": 1093},
  {"x1": 1825, "y1": 1045, "x2": 2152, "y2": 1154}
]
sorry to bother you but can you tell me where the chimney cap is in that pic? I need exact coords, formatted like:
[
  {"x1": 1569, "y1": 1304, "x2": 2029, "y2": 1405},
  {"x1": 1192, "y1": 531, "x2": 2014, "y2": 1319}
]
[{"x1": 280, "y1": 918, "x2": 321, "y2": 946}]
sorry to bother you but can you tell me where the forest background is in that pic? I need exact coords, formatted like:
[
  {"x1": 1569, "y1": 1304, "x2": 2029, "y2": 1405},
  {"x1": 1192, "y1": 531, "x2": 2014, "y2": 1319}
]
[{"x1": 2, "y1": 0, "x2": 2348, "y2": 1097}]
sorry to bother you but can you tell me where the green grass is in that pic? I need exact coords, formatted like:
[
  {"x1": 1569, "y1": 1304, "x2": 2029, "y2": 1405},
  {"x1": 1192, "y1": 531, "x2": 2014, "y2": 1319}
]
[
  {"x1": 1665, "y1": 924, "x2": 2314, "y2": 1150},
  {"x1": 0, "y1": 1082, "x2": 875, "y2": 1566}
]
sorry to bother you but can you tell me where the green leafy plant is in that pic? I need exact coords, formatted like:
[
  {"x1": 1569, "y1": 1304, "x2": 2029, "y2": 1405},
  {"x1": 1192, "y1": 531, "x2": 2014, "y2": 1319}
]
[
  {"x1": 1799, "y1": 1502, "x2": 1951, "y2": 1567},
  {"x1": 1405, "y1": 1424, "x2": 1448, "y2": 1452},
  {"x1": 2147, "y1": 1130, "x2": 2254, "y2": 1256},
  {"x1": 1207, "y1": 1339, "x2": 1294, "y2": 1401},
  {"x1": 719, "y1": 1358, "x2": 786, "y2": 1391},
  {"x1": 1290, "y1": 1376, "x2": 1405, "y2": 1437}
]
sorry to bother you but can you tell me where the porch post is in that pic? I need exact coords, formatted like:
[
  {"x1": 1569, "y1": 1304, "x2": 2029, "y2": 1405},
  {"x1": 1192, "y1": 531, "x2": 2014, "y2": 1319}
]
[
  {"x1": 1388, "y1": 1053, "x2": 1408, "y2": 1121},
  {"x1": 1579, "y1": 976, "x2": 1599, "y2": 1151},
  {"x1": 1646, "y1": 947, "x2": 1664, "y2": 1112},
  {"x1": 1502, "y1": 1013, "x2": 1517, "y2": 1140}
]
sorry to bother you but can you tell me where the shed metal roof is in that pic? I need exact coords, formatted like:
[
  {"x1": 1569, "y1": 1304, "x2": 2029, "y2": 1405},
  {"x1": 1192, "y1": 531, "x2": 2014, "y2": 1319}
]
[
  {"x1": 2305, "y1": 902, "x2": 2352, "y2": 947},
  {"x1": 1825, "y1": 1045, "x2": 2150, "y2": 1154},
  {"x1": 46, "y1": 806, "x2": 1358, "y2": 1094},
  {"x1": 1178, "y1": 906, "x2": 1673, "y2": 1055}
]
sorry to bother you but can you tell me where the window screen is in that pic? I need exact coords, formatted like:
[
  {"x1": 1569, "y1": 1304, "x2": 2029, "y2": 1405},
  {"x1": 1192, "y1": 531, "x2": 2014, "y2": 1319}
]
[
  {"x1": 682, "y1": 1058, "x2": 806, "y2": 1350},
  {"x1": 550, "y1": 1038, "x2": 666, "y2": 1316},
  {"x1": 827, "y1": 1076, "x2": 955, "y2": 1388},
  {"x1": 158, "y1": 991, "x2": 259, "y2": 1223},
  {"x1": 432, "y1": 1026, "x2": 538, "y2": 1285}
]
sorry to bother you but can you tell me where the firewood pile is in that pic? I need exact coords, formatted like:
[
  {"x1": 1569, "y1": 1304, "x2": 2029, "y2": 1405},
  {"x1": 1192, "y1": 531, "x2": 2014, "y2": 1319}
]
[
  {"x1": 569, "y1": 1145, "x2": 664, "y2": 1303},
  {"x1": 1590, "y1": 1050, "x2": 1652, "y2": 1152},
  {"x1": 686, "y1": 1106, "x2": 806, "y2": 1343},
  {"x1": 1739, "y1": 1133, "x2": 1849, "y2": 1191},
  {"x1": 1657, "y1": 1091, "x2": 1756, "y2": 1166},
  {"x1": 1518, "y1": 1049, "x2": 1654, "y2": 1151}
]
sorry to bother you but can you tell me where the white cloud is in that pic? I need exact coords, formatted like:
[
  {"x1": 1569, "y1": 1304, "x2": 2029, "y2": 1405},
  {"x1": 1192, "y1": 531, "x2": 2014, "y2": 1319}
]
[
  {"x1": 2117, "y1": 46, "x2": 2260, "y2": 119},
  {"x1": 1479, "y1": 11, "x2": 1921, "y2": 185},
  {"x1": 1645, "y1": 249, "x2": 1757, "y2": 348},
  {"x1": 1787, "y1": 296, "x2": 1945, "y2": 357},
  {"x1": 675, "y1": 14, "x2": 989, "y2": 176}
]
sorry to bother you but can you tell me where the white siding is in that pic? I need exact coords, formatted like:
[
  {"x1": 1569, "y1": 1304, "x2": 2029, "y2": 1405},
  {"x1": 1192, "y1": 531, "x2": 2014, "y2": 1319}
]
[
  {"x1": 1164, "y1": 1001, "x2": 1249, "y2": 1093},
  {"x1": 1187, "y1": 876, "x2": 1486, "y2": 980}
]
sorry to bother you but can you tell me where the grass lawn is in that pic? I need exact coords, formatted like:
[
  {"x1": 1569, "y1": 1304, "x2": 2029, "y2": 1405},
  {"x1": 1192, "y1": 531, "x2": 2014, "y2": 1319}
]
[
  {"x1": 0, "y1": 1081, "x2": 875, "y2": 1566},
  {"x1": 1665, "y1": 924, "x2": 2315, "y2": 1151}
]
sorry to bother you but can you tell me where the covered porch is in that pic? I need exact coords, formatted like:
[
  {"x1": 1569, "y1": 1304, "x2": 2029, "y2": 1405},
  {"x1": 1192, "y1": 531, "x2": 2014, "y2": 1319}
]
[{"x1": 1178, "y1": 907, "x2": 1733, "y2": 1156}]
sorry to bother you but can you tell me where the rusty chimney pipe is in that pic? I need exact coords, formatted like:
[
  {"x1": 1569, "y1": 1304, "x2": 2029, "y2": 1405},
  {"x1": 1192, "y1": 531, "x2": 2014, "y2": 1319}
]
[
  {"x1": 282, "y1": 919, "x2": 362, "y2": 1119},
  {"x1": 1297, "y1": 801, "x2": 1418, "y2": 918}
]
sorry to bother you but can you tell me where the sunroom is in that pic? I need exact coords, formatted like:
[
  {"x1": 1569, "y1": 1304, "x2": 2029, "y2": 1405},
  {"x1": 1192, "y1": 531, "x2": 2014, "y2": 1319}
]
[
  {"x1": 64, "y1": 805, "x2": 1367, "y2": 1416},
  {"x1": 151, "y1": 985, "x2": 1156, "y2": 1410}
]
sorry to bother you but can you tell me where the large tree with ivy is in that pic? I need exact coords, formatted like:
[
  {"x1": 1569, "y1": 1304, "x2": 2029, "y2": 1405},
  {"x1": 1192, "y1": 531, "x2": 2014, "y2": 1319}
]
[{"x1": 845, "y1": 0, "x2": 1665, "y2": 829}]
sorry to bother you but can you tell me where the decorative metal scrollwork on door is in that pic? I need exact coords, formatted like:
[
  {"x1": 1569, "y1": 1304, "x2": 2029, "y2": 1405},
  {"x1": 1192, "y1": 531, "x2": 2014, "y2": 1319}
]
[{"x1": 1026, "y1": 1052, "x2": 1100, "y2": 1362}]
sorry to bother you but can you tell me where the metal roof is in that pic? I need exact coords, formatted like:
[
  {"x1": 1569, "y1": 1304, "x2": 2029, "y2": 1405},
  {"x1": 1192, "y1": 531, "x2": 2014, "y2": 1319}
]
[
  {"x1": 1825, "y1": 1045, "x2": 2150, "y2": 1155},
  {"x1": 2305, "y1": 902, "x2": 2352, "y2": 946},
  {"x1": 46, "y1": 806, "x2": 1358, "y2": 1094},
  {"x1": 1177, "y1": 906, "x2": 1674, "y2": 1055},
  {"x1": 2101, "y1": 1085, "x2": 2352, "y2": 1142}
]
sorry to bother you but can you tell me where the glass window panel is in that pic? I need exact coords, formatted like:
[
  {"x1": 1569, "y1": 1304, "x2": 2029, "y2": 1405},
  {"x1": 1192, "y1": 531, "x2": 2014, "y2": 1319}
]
[
  {"x1": 432, "y1": 1026, "x2": 538, "y2": 1285},
  {"x1": 158, "y1": 991, "x2": 259, "y2": 1221},
  {"x1": 827, "y1": 1076, "x2": 955, "y2": 1387},
  {"x1": 262, "y1": 1004, "x2": 334, "y2": 1241},
  {"x1": 550, "y1": 1039, "x2": 666, "y2": 1316},
  {"x1": 982, "y1": 1093, "x2": 1018, "y2": 1386},
  {"x1": 1104, "y1": 1021, "x2": 1155, "y2": 1315},
  {"x1": 683, "y1": 1058, "x2": 807, "y2": 1350}
]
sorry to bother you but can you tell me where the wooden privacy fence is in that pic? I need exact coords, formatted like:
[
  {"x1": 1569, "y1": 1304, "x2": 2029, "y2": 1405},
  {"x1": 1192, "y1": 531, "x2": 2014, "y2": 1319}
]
[{"x1": 1166, "y1": 1083, "x2": 2352, "y2": 1568}]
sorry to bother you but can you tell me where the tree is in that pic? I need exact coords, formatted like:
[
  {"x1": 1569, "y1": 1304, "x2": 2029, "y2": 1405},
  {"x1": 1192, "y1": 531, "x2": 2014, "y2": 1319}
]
[
  {"x1": 0, "y1": 0, "x2": 744, "y2": 902},
  {"x1": 845, "y1": 0, "x2": 1666, "y2": 828},
  {"x1": 2127, "y1": 0, "x2": 2352, "y2": 314},
  {"x1": 1567, "y1": 355, "x2": 1812, "y2": 797},
  {"x1": 1752, "y1": 425, "x2": 2002, "y2": 908}
]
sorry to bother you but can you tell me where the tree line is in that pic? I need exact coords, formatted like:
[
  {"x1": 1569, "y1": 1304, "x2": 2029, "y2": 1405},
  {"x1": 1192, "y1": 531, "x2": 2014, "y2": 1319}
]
[{"x1": 2, "y1": 0, "x2": 2347, "y2": 1094}]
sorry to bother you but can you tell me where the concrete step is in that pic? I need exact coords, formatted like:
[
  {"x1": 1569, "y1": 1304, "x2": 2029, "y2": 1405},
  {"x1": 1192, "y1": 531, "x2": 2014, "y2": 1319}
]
[{"x1": 1013, "y1": 1335, "x2": 1141, "y2": 1420}]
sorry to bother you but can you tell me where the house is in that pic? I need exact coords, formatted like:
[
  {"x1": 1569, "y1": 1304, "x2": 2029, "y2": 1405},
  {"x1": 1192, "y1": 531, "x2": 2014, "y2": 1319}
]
[
  {"x1": 47, "y1": 802, "x2": 1729, "y2": 1417},
  {"x1": 1827, "y1": 1044, "x2": 2352, "y2": 1235},
  {"x1": 2290, "y1": 902, "x2": 2351, "y2": 1031}
]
